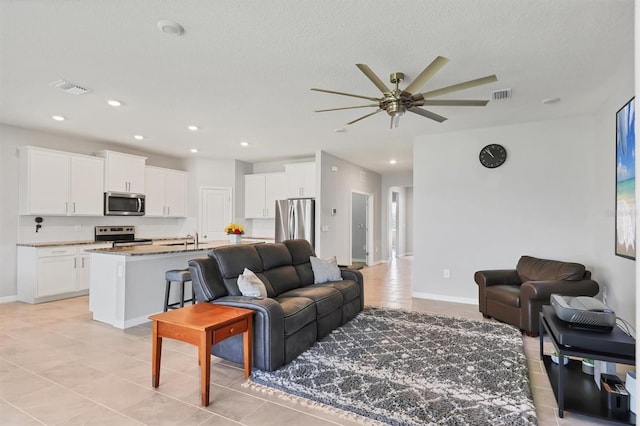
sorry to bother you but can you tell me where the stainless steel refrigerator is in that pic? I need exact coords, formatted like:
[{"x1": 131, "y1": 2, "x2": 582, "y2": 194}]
[{"x1": 275, "y1": 199, "x2": 315, "y2": 248}]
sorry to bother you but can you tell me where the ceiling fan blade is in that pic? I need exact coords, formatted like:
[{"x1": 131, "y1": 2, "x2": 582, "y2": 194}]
[
  {"x1": 419, "y1": 75, "x2": 498, "y2": 99},
  {"x1": 311, "y1": 88, "x2": 380, "y2": 102},
  {"x1": 402, "y1": 56, "x2": 449, "y2": 96},
  {"x1": 417, "y1": 99, "x2": 489, "y2": 107},
  {"x1": 346, "y1": 109, "x2": 383, "y2": 125},
  {"x1": 315, "y1": 104, "x2": 379, "y2": 112},
  {"x1": 355, "y1": 64, "x2": 392, "y2": 95},
  {"x1": 408, "y1": 107, "x2": 447, "y2": 123}
]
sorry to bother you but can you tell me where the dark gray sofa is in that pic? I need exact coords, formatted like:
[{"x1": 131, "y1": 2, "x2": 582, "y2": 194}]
[{"x1": 188, "y1": 239, "x2": 364, "y2": 371}]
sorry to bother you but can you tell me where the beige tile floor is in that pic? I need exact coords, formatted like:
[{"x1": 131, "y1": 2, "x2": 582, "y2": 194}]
[{"x1": 0, "y1": 256, "x2": 632, "y2": 425}]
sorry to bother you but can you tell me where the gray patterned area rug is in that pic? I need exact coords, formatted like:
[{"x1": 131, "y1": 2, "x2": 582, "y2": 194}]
[{"x1": 248, "y1": 306, "x2": 537, "y2": 426}]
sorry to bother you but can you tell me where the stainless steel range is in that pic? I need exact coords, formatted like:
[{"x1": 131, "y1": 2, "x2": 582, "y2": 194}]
[{"x1": 94, "y1": 226, "x2": 153, "y2": 248}]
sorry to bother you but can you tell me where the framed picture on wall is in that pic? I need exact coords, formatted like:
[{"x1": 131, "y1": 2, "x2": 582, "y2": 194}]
[{"x1": 615, "y1": 97, "x2": 635, "y2": 260}]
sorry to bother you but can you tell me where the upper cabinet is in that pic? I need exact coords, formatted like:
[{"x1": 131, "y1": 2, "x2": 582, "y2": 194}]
[
  {"x1": 96, "y1": 150, "x2": 146, "y2": 193},
  {"x1": 144, "y1": 166, "x2": 187, "y2": 217},
  {"x1": 19, "y1": 146, "x2": 104, "y2": 216},
  {"x1": 285, "y1": 162, "x2": 316, "y2": 198},
  {"x1": 245, "y1": 172, "x2": 286, "y2": 218}
]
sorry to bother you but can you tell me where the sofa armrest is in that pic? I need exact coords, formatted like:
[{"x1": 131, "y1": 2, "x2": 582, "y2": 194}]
[
  {"x1": 340, "y1": 268, "x2": 364, "y2": 310},
  {"x1": 520, "y1": 279, "x2": 600, "y2": 302},
  {"x1": 212, "y1": 296, "x2": 285, "y2": 371},
  {"x1": 474, "y1": 270, "x2": 521, "y2": 287}
]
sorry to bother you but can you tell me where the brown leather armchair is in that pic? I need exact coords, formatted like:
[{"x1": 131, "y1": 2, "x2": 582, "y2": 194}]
[{"x1": 475, "y1": 256, "x2": 599, "y2": 336}]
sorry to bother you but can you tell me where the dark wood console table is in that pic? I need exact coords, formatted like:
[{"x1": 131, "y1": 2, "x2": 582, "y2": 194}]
[{"x1": 539, "y1": 306, "x2": 635, "y2": 424}]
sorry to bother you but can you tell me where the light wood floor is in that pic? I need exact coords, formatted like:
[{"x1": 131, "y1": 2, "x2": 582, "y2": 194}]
[{"x1": 0, "y1": 256, "x2": 627, "y2": 425}]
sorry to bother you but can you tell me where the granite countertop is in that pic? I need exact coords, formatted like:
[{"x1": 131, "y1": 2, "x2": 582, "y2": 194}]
[
  {"x1": 17, "y1": 240, "x2": 111, "y2": 247},
  {"x1": 17, "y1": 235, "x2": 274, "y2": 248},
  {"x1": 86, "y1": 239, "x2": 264, "y2": 256}
]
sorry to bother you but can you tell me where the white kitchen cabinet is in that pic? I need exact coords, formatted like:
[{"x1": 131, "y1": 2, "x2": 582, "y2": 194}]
[
  {"x1": 77, "y1": 244, "x2": 110, "y2": 291},
  {"x1": 69, "y1": 155, "x2": 105, "y2": 215},
  {"x1": 17, "y1": 243, "x2": 110, "y2": 303},
  {"x1": 285, "y1": 162, "x2": 316, "y2": 198},
  {"x1": 19, "y1": 146, "x2": 104, "y2": 216},
  {"x1": 97, "y1": 150, "x2": 146, "y2": 193},
  {"x1": 244, "y1": 172, "x2": 286, "y2": 218},
  {"x1": 144, "y1": 166, "x2": 187, "y2": 217}
]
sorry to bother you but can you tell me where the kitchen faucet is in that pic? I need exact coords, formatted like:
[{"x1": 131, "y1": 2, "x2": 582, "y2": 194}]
[{"x1": 186, "y1": 232, "x2": 199, "y2": 249}]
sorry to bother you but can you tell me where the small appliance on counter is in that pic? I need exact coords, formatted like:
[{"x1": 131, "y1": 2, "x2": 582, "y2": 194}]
[
  {"x1": 104, "y1": 192, "x2": 145, "y2": 216},
  {"x1": 94, "y1": 226, "x2": 152, "y2": 247}
]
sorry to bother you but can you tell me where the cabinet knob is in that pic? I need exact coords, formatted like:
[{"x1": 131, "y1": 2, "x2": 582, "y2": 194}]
[{"x1": 229, "y1": 328, "x2": 235, "y2": 334}]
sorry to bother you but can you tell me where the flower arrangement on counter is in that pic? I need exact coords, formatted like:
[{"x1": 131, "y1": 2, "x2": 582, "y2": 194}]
[{"x1": 224, "y1": 223, "x2": 244, "y2": 235}]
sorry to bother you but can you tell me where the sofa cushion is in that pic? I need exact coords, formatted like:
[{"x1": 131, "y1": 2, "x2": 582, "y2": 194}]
[
  {"x1": 284, "y1": 239, "x2": 316, "y2": 264},
  {"x1": 255, "y1": 243, "x2": 293, "y2": 270},
  {"x1": 237, "y1": 268, "x2": 267, "y2": 299},
  {"x1": 294, "y1": 263, "x2": 315, "y2": 286},
  {"x1": 517, "y1": 256, "x2": 585, "y2": 282},
  {"x1": 315, "y1": 280, "x2": 360, "y2": 304},
  {"x1": 310, "y1": 256, "x2": 343, "y2": 284},
  {"x1": 274, "y1": 296, "x2": 317, "y2": 336},
  {"x1": 485, "y1": 285, "x2": 521, "y2": 308},
  {"x1": 279, "y1": 286, "x2": 343, "y2": 317}
]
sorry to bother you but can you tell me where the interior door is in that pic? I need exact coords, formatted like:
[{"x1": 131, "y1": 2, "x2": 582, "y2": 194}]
[{"x1": 199, "y1": 187, "x2": 232, "y2": 241}]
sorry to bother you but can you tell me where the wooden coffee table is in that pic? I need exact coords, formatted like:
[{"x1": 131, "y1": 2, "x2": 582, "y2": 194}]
[{"x1": 149, "y1": 303, "x2": 255, "y2": 406}]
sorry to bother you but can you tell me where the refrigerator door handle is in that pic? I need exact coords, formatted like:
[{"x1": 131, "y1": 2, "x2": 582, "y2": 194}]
[{"x1": 288, "y1": 201, "x2": 296, "y2": 239}]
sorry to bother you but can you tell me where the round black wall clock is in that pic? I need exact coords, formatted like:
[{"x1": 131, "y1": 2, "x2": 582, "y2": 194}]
[{"x1": 479, "y1": 144, "x2": 507, "y2": 168}]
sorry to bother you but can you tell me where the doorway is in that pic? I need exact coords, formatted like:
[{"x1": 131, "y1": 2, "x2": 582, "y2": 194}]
[
  {"x1": 351, "y1": 191, "x2": 372, "y2": 267},
  {"x1": 390, "y1": 191, "x2": 399, "y2": 258},
  {"x1": 199, "y1": 187, "x2": 232, "y2": 241}
]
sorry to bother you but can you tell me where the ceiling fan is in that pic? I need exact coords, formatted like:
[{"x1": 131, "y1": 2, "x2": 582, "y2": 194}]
[{"x1": 311, "y1": 56, "x2": 497, "y2": 129}]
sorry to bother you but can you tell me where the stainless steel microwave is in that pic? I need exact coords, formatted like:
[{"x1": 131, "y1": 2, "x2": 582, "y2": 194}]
[{"x1": 104, "y1": 192, "x2": 145, "y2": 216}]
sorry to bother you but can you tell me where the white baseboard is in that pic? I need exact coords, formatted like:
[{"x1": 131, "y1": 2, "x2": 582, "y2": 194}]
[
  {"x1": 412, "y1": 292, "x2": 478, "y2": 306},
  {"x1": 0, "y1": 295, "x2": 18, "y2": 304}
]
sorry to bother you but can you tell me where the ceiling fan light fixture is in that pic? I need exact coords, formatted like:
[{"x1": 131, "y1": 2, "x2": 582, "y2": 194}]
[{"x1": 312, "y1": 57, "x2": 497, "y2": 129}]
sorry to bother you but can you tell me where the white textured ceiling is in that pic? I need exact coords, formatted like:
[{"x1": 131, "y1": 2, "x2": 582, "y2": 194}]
[{"x1": 0, "y1": 0, "x2": 633, "y2": 173}]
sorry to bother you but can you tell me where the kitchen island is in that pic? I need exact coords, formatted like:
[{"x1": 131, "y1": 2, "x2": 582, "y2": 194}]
[{"x1": 87, "y1": 240, "x2": 263, "y2": 329}]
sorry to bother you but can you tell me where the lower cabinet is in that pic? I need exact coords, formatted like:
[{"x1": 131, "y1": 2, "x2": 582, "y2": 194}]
[{"x1": 17, "y1": 244, "x2": 110, "y2": 303}]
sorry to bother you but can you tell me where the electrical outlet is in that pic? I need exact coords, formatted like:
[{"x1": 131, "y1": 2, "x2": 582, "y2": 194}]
[
  {"x1": 321, "y1": 225, "x2": 329, "y2": 232},
  {"x1": 443, "y1": 269, "x2": 450, "y2": 279}
]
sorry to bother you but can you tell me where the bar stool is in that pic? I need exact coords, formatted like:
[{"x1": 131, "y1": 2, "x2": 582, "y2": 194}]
[{"x1": 164, "y1": 269, "x2": 195, "y2": 312}]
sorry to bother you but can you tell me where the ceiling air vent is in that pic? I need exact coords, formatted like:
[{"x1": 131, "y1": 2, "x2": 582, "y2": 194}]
[
  {"x1": 49, "y1": 79, "x2": 90, "y2": 95},
  {"x1": 491, "y1": 88, "x2": 512, "y2": 101}
]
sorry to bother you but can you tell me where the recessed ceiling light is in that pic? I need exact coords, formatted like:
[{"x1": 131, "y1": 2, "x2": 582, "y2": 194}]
[
  {"x1": 389, "y1": 159, "x2": 397, "y2": 164},
  {"x1": 334, "y1": 128, "x2": 346, "y2": 133},
  {"x1": 190, "y1": 148, "x2": 198, "y2": 153},
  {"x1": 134, "y1": 135, "x2": 144, "y2": 140},
  {"x1": 52, "y1": 115, "x2": 65, "y2": 121},
  {"x1": 240, "y1": 141, "x2": 249, "y2": 147},
  {"x1": 157, "y1": 20, "x2": 185, "y2": 36},
  {"x1": 187, "y1": 125, "x2": 199, "y2": 131},
  {"x1": 542, "y1": 97, "x2": 561, "y2": 105},
  {"x1": 107, "y1": 99, "x2": 121, "y2": 107}
]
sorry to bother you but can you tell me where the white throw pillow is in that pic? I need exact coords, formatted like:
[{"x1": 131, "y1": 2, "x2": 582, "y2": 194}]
[
  {"x1": 310, "y1": 256, "x2": 343, "y2": 284},
  {"x1": 237, "y1": 268, "x2": 267, "y2": 299}
]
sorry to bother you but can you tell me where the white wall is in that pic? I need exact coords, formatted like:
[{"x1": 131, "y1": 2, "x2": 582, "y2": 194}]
[
  {"x1": 405, "y1": 187, "x2": 413, "y2": 254},
  {"x1": 317, "y1": 151, "x2": 382, "y2": 265},
  {"x1": 413, "y1": 113, "x2": 636, "y2": 322}
]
